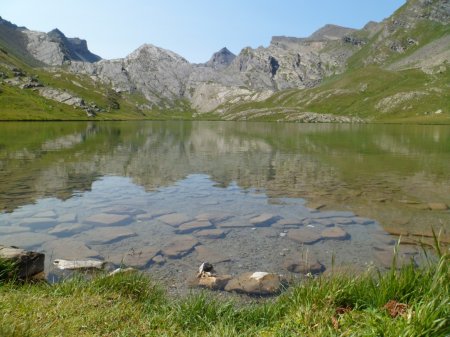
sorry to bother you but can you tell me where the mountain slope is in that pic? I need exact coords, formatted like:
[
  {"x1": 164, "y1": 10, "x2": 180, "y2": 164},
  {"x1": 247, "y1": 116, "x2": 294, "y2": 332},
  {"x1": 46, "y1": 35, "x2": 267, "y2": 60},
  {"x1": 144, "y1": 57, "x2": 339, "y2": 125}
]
[{"x1": 0, "y1": 0, "x2": 449, "y2": 122}]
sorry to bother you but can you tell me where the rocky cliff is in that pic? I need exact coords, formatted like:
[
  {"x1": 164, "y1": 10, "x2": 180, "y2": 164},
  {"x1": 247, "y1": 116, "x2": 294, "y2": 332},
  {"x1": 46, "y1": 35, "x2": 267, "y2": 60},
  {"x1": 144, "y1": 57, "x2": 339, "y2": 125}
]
[{"x1": 0, "y1": 17, "x2": 100, "y2": 66}]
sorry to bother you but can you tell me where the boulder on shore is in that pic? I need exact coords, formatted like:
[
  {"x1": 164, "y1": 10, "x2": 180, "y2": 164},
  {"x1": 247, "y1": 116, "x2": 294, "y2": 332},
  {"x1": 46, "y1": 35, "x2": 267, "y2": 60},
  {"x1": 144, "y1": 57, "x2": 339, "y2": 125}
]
[
  {"x1": 0, "y1": 245, "x2": 45, "y2": 280},
  {"x1": 224, "y1": 272, "x2": 284, "y2": 295}
]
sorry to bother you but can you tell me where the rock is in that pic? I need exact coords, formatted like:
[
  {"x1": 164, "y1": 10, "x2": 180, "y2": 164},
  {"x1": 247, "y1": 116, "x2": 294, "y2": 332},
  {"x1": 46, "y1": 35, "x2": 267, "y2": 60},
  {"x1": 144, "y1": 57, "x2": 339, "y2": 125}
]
[
  {"x1": 58, "y1": 213, "x2": 78, "y2": 223},
  {"x1": 0, "y1": 232, "x2": 55, "y2": 249},
  {"x1": 374, "y1": 249, "x2": 417, "y2": 269},
  {"x1": 272, "y1": 218, "x2": 304, "y2": 228},
  {"x1": 176, "y1": 220, "x2": 214, "y2": 234},
  {"x1": 108, "y1": 247, "x2": 160, "y2": 268},
  {"x1": 249, "y1": 213, "x2": 281, "y2": 227},
  {"x1": 34, "y1": 210, "x2": 57, "y2": 218},
  {"x1": 84, "y1": 213, "x2": 132, "y2": 226},
  {"x1": 162, "y1": 236, "x2": 199, "y2": 258},
  {"x1": 158, "y1": 213, "x2": 193, "y2": 227},
  {"x1": 283, "y1": 253, "x2": 325, "y2": 274},
  {"x1": 225, "y1": 272, "x2": 283, "y2": 296},
  {"x1": 217, "y1": 220, "x2": 254, "y2": 228},
  {"x1": 53, "y1": 259, "x2": 105, "y2": 270},
  {"x1": 428, "y1": 203, "x2": 448, "y2": 211},
  {"x1": 195, "y1": 275, "x2": 232, "y2": 290},
  {"x1": 19, "y1": 218, "x2": 58, "y2": 230},
  {"x1": 152, "y1": 255, "x2": 165, "y2": 265},
  {"x1": 101, "y1": 206, "x2": 146, "y2": 216},
  {"x1": 47, "y1": 223, "x2": 92, "y2": 236},
  {"x1": 0, "y1": 226, "x2": 29, "y2": 235},
  {"x1": 287, "y1": 228, "x2": 323, "y2": 245},
  {"x1": 194, "y1": 229, "x2": 226, "y2": 239},
  {"x1": 321, "y1": 226, "x2": 350, "y2": 240},
  {"x1": 205, "y1": 47, "x2": 236, "y2": 70},
  {"x1": 0, "y1": 246, "x2": 45, "y2": 279},
  {"x1": 195, "y1": 213, "x2": 233, "y2": 225},
  {"x1": 42, "y1": 239, "x2": 99, "y2": 260},
  {"x1": 352, "y1": 217, "x2": 375, "y2": 225},
  {"x1": 194, "y1": 245, "x2": 231, "y2": 264},
  {"x1": 108, "y1": 267, "x2": 137, "y2": 276},
  {"x1": 82, "y1": 227, "x2": 137, "y2": 245}
]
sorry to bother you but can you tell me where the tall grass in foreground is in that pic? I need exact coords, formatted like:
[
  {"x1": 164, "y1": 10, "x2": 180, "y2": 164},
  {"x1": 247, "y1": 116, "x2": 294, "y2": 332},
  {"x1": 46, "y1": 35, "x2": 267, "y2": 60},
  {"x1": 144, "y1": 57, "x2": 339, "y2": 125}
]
[{"x1": 0, "y1": 248, "x2": 448, "y2": 336}]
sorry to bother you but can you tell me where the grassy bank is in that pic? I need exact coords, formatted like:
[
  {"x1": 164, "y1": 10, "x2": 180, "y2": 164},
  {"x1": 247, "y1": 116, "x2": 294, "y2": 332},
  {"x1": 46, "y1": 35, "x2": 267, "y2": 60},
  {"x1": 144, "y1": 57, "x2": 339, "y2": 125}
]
[{"x1": 0, "y1": 248, "x2": 448, "y2": 336}]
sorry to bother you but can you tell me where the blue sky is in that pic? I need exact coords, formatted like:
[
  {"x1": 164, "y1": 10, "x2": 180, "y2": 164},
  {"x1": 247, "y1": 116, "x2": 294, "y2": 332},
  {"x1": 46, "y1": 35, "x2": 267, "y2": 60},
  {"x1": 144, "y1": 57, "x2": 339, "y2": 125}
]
[{"x1": 2, "y1": 0, "x2": 406, "y2": 63}]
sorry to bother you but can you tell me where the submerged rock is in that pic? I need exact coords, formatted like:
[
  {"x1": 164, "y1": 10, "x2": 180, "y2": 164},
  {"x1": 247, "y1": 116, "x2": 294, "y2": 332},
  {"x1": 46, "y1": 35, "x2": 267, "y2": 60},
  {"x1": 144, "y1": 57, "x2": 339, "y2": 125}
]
[
  {"x1": 162, "y1": 236, "x2": 199, "y2": 258},
  {"x1": 287, "y1": 228, "x2": 323, "y2": 244},
  {"x1": 321, "y1": 226, "x2": 350, "y2": 240},
  {"x1": 108, "y1": 247, "x2": 160, "y2": 268},
  {"x1": 194, "y1": 245, "x2": 231, "y2": 264},
  {"x1": 428, "y1": 202, "x2": 448, "y2": 211},
  {"x1": 194, "y1": 228, "x2": 227, "y2": 239},
  {"x1": 283, "y1": 253, "x2": 325, "y2": 274},
  {"x1": 84, "y1": 213, "x2": 132, "y2": 226},
  {"x1": 249, "y1": 213, "x2": 281, "y2": 227},
  {"x1": 82, "y1": 227, "x2": 137, "y2": 245},
  {"x1": 176, "y1": 220, "x2": 214, "y2": 234},
  {"x1": 158, "y1": 213, "x2": 193, "y2": 227}
]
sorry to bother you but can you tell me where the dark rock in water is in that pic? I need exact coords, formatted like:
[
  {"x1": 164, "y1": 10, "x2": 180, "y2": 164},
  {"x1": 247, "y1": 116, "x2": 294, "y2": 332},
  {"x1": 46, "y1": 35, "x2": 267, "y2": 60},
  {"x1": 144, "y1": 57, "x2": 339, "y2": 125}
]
[
  {"x1": 283, "y1": 253, "x2": 325, "y2": 274},
  {"x1": 225, "y1": 272, "x2": 284, "y2": 296},
  {"x1": 0, "y1": 245, "x2": 45, "y2": 280}
]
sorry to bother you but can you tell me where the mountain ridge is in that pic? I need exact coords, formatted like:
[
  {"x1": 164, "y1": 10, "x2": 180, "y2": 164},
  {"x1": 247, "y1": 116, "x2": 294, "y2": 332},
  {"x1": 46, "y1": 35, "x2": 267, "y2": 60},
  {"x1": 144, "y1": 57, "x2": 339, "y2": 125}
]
[{"x1": 0, "y1": 0, "x2": 449, "y2": 122}]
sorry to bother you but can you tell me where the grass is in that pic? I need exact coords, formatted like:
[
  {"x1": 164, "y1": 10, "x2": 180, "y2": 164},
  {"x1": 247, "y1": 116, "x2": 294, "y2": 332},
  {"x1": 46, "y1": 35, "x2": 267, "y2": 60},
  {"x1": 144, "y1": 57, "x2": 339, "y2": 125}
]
[{"x1": 0, "y1": 247, "x2": 448, "y2": 336}]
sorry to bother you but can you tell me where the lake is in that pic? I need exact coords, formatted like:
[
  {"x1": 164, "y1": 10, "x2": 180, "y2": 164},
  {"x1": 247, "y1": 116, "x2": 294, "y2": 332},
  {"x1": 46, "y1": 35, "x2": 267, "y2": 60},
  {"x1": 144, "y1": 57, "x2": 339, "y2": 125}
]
[{"x1": 0, "y1": 121, "x2": 449, "y2": 290}]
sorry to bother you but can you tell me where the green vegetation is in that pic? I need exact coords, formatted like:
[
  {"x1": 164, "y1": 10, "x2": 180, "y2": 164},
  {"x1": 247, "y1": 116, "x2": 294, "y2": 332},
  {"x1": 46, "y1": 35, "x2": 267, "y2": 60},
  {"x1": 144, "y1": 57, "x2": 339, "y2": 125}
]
[
  {"x1": 221, "y1": 65, "x2": 450, "y2": 123},
  {"x1": 0, "y1": 247, "x2": 448, "y2": 336}
]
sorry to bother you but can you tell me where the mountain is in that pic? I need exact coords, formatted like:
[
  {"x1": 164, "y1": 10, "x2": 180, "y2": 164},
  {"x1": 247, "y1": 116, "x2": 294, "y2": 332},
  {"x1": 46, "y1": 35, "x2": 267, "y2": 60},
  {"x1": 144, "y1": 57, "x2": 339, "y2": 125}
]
[
  {"x1": 0, "y1": 0, "x2": 449, "y2": 122},
  {"x1": 205, "y1": 47, "x2": 236, "y2": 69}
]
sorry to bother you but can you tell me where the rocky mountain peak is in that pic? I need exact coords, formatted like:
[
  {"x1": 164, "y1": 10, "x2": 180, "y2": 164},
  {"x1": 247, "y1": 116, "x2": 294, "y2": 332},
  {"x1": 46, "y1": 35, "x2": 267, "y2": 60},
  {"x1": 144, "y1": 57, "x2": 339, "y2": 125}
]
[
  {"x1": 48, "y1": 28, "x2": 65, "y2": 39},
  {"x1": 205, "y1": 47, "x2": 236, "y2": 69},
  {"x1": 308, "y1": 24, "x2": 357, "y2": 41}
]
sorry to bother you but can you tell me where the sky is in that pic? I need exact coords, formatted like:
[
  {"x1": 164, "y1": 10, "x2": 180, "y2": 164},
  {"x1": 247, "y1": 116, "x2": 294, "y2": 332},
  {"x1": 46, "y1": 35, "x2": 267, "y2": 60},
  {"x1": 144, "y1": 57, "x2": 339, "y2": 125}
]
[{"x1": 2, "y1": 0, "x2": 406, "y2": 63}]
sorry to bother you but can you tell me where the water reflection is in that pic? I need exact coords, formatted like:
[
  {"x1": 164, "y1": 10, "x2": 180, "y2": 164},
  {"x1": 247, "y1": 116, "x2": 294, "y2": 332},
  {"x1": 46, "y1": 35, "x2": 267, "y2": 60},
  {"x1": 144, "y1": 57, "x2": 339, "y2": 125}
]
[{"x1": 0, "y1": 121, "x2": 449, "y2": 242}]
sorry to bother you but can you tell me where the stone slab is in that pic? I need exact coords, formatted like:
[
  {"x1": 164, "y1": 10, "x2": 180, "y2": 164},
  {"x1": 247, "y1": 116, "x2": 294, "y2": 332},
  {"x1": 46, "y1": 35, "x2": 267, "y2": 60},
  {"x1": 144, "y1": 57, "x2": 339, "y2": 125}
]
[
  {"x1": 194, "y1": 245, "x2": 231, "y2": 264},
  {"x1": 157, "y1": 213, "x2": 193, "y2": 227},
  {"x1": 176, "y1": 220, "x2": 214, "y2": 234},
  {"x1": 83, "y1": 227, "x2": 137, "y2": 245},
  {"x1": 108, "y1": 246, "x2": 160, "y2": 268},
  {"x1": 84, "y1": 213, "x2": 132, "y2": 226},
  {"x1": 162, "y1": 236, "x2": 198, "y2": 258},
  {"x1": 287, "y1": 228, "x2": 323, "y2": 245}
]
